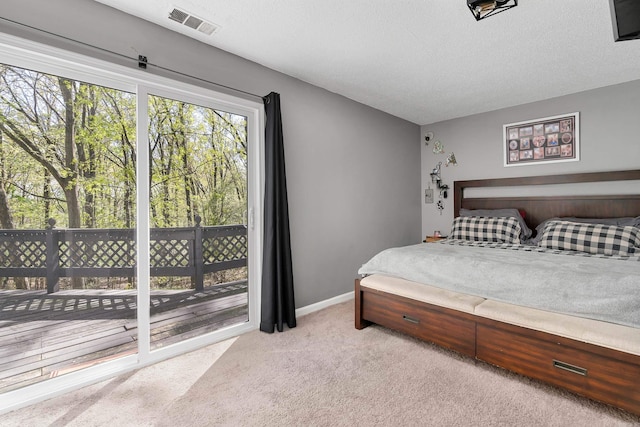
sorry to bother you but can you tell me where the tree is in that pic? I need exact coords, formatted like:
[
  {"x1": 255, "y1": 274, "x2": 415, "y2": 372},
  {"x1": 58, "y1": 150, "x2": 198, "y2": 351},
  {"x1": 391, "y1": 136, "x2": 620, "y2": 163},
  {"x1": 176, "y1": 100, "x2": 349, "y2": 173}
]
[
  {"x1": 147, "y1": 96, "x2": 247, "y2": 228},
  {"x1": 57, "y1": 77, "x2": 82, "y2": 228},
  {"x1": 0, "y1": 65, "x2": 137, "y2": 230},
  {"x1": 0, "y1": 68, "x2": 82, "y2": 228},
  {"x1": 0, "y1": 63, "x2": 249, "y2": 290},
  {"x1": 0, "y1": 132, "x2": 14, "y2": 229},
  {"x1": 0, "y1": 131, "x2": 29, "y2": 289}
]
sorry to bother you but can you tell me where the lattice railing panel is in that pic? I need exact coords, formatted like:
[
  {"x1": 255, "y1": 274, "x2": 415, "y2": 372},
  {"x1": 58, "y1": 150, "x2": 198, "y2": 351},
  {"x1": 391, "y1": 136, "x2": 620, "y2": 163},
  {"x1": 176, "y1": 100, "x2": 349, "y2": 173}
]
[
  {"x1": 1, "y1": 225, "x2": 247, "y2": 291},
  {"x1": 59, "y1": 239, "x2": 136, "y2": 268},
  {"x1": 150, "y1": 240, "x2": 191, "y2": 267},
  {"x1": 203, "y1": 234, "x2": 248, "y2": 264},
  {"x1": 0, "y1": 238, "x2": 47, "y2": 268}
]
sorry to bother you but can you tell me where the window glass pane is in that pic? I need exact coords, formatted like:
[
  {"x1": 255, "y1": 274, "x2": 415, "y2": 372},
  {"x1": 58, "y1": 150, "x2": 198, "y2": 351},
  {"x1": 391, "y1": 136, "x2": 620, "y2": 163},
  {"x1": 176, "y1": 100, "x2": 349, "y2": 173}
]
[
  {"x1": 0, "y1": 64, "x2": 137, "y2": 391},
  {"x1": 147, "y1": 94, "x2": 248, "y2": 350}
]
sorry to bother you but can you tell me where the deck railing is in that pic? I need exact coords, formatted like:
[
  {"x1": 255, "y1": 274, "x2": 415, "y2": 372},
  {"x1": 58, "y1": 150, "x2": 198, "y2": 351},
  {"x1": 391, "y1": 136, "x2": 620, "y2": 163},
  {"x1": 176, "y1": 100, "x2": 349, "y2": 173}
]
[{"x1": 0, "y1": 216, "x2": 247, "y2": 293}]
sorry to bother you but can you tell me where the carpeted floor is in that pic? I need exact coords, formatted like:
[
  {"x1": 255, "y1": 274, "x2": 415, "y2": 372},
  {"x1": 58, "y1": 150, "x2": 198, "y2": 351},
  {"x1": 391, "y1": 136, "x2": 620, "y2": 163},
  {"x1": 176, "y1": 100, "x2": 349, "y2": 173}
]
[{"x1": 2, "y1": 301, "x2": 640, "y2": 426}]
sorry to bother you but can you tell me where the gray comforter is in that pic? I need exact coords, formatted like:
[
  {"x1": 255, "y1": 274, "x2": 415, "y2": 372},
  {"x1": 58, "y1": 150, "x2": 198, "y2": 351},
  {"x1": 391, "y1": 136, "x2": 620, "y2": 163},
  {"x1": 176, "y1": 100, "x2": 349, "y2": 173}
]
[{"x1": 358, "y1": 241, "x2": 640, "y2": 328}]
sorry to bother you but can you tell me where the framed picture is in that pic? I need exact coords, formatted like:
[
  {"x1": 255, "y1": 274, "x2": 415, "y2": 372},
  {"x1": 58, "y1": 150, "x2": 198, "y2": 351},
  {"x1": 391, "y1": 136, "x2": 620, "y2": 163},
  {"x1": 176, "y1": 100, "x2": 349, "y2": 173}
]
[{"x1": 503, "y1": 112, "x2": 579, "y2": 167}]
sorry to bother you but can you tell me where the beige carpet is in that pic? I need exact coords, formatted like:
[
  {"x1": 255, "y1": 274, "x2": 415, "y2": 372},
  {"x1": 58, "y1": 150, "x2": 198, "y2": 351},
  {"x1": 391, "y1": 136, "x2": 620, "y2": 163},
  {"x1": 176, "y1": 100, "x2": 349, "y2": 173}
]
[{"x1": 2, "y1": 301, "x2": 640, "y2": 426}]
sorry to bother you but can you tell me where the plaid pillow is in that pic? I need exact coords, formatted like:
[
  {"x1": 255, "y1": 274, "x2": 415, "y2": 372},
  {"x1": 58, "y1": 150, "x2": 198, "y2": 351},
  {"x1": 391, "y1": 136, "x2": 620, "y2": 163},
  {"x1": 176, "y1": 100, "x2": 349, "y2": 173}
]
[
  {"x1": 460, "y1": 208, "x2": 532, "y2": 239},
  {"x1": 538, "y1": 220, "x2": 640, "y2": 256},
  {"x1": 449, "y1": 216, "x2": 522, "y2": 243}
]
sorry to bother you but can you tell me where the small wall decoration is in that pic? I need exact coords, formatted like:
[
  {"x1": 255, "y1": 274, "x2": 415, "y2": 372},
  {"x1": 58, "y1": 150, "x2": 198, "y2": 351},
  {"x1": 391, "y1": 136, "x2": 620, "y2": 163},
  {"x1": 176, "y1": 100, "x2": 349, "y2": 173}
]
[
  {"x1": 503, "y1": 112, "x2": 579, "y2": 167},
  {"x1": 432, "y1": 140, "x2": 445, "y2": 154}
]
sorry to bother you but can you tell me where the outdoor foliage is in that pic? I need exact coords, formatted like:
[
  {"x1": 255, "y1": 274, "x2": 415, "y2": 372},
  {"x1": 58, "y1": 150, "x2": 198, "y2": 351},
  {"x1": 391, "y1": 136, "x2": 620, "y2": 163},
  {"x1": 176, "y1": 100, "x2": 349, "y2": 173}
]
[
  {"x1": 0, "y1": 64, "x2": 248, "y2": 290},
  {"x1": 0, "y1": 64, "x2": 247, "y2": 230}
]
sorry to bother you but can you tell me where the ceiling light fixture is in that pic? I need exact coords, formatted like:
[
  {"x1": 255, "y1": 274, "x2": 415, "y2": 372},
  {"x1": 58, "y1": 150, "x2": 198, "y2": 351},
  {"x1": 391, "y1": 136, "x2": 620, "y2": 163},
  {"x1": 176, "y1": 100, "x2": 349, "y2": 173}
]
[{"x1": 467, "y1": 0, "x2": 518, "y2": 21}]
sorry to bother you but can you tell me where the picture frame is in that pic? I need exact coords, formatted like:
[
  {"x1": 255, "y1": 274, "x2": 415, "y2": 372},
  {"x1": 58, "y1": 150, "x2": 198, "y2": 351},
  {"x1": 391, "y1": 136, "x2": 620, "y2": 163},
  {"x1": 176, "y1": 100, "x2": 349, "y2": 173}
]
[{"x1": 503, "y1": 112, "x2": 579, "y2": 167}]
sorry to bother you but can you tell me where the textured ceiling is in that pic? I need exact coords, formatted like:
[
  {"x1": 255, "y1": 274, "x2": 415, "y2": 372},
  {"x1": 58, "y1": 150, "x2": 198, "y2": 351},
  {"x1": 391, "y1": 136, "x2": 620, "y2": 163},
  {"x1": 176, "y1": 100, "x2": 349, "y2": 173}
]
[{"x1": 94, "y1": 0, "x2": 640, "y2": 125}]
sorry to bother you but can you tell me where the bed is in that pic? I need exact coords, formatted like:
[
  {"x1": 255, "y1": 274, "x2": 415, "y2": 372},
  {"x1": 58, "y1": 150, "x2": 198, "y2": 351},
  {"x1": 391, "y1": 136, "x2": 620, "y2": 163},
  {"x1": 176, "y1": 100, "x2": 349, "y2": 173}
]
[{"x1": 355, "y1": 169, "x2": 640, "y2": 415}]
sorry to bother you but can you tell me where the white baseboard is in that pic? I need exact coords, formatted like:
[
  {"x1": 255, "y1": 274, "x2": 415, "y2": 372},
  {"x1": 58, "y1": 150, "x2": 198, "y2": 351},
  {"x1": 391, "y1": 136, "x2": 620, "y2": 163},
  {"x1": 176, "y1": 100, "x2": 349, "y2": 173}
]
[{"x1": 295, "y1": 291, "x2": 354, "y2": 318}]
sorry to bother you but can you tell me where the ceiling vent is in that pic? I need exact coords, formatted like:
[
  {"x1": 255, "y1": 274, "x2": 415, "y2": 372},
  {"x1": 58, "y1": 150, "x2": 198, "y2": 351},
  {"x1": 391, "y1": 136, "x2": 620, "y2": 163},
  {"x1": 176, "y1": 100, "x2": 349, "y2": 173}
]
[{"x1": 168, "y1": 7, "x2": 218, "y2": 36}]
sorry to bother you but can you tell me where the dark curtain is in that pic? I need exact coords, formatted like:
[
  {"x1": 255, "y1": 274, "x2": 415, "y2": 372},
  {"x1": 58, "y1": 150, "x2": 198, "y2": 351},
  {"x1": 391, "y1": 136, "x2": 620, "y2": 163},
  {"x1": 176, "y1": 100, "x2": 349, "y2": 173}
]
[{"x1": 260, "y1": 92, "x2": 296, "y2": 333}]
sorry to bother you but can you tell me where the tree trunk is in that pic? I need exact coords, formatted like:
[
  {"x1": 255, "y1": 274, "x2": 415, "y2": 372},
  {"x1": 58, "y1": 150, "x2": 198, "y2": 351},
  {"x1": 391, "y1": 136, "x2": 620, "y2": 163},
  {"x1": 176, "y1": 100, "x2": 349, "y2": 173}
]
[
  {"x1": 179, "y1": 105, "x2": 195, "y2": 225},
  {"x1": 58, "y1": 78, "x2": 82, "y2": 229},
  {"x1": 59, "y1": 78, "x2": 83, "y2": 289},
  {"x1": 0, "y1": 132, "x2": 27, "y2": 289},
  {"x1": 161, "y1": 141, "x2": 172, "y2": 226},
  {"x1": 0, "y1": 185, "x2": 12, "y2": 228},
  {"x1": 0, "y1": 133, "x2": 13, "y2": 229},
  {"x1": 78, "y1": 84, "x2": 98, "y2": 228},
  {"x1": 43, "y1": 168, "x2": 51, "y2": 226},
  {"x1": 123, "y1": 138, "x2": 132, "y2": 229}
]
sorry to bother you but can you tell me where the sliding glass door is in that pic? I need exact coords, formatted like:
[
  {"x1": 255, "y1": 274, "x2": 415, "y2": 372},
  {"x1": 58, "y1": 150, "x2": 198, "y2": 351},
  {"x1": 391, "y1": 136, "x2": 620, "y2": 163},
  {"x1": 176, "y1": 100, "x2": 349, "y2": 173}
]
[
  {"x1": 0, "y1": 34, "x2": 262, "y2": 406},
  {"x1": 0, "y1": 64, "x2": 139, "y2": 391},
  {"x1": 145, "y1": 92, "x2": 250, "y2": 350}
]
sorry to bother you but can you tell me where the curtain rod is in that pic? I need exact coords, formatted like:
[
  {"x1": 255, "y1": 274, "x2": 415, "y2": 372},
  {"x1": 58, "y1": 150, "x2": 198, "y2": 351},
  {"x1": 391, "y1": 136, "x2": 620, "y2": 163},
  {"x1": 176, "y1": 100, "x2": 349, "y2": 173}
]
[{"x1": 0, "y1": 16, "x2": 265, "y2": 101}]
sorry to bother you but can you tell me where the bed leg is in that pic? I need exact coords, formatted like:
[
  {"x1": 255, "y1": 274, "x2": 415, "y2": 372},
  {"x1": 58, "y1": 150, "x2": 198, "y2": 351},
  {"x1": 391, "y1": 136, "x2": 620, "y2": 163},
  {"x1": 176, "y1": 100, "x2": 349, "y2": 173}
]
[{"x1": 355, "y1": 278, "x2": 370, "y2": 329}]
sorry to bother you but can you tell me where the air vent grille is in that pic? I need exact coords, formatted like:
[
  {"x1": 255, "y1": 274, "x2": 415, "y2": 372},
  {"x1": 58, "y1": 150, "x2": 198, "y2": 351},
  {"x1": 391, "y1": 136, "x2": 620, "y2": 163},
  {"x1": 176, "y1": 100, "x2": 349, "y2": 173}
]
[
  {"x1": 168, "y1": 8, "x2": 189, "y2": 24},
  {"x1": 184, "y1": 16, "x2": 203, "y2": 30},
  {"x1": 198, "y1": 22, "x2": 217, "y2": 36},
  {"x1": 167, "y1": 7, "x2": 219, "y2": 35}
]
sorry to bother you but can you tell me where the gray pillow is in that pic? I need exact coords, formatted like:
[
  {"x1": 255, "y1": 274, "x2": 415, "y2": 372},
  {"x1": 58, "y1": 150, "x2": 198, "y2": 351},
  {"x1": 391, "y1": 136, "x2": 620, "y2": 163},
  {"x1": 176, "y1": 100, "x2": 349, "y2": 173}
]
[{"x1": 459, "y1": 208, "x2": 532, "y2": 240}]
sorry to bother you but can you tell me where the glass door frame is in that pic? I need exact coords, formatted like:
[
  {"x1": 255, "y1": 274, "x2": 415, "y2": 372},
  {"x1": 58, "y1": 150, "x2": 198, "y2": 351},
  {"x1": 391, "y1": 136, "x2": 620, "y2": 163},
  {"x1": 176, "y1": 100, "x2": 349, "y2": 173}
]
[{"x1": 0, "y1": 32, "x2": 263, "y2": 414}]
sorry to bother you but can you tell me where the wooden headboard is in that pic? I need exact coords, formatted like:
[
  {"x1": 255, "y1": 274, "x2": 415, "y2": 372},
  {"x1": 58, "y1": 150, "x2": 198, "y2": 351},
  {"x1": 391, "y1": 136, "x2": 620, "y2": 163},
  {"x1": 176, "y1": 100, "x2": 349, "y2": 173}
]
[{"x1": 454, "y1": 170, "x2": 640, "y2": 232}]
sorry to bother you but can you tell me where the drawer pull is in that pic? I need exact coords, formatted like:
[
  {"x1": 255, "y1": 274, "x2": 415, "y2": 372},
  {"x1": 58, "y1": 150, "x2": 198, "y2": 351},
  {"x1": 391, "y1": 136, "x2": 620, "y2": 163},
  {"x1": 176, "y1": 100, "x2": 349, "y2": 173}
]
[
  {"x1": 553, "y1": 360, "x2": 587, "y2": 376},
  {"x1": 403, "y1": 315, "x2": 419, "y2": 324}
]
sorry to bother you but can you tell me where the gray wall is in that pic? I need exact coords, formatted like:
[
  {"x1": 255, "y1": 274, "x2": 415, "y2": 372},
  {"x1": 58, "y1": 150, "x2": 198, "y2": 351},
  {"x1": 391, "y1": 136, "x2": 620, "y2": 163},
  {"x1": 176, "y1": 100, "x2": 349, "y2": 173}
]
[
  {"x1": 420, "y1": 80, "x2": 640, "y2": 237},
  {"x1": 0, "y1": 0, "x2": 421, "y2": 308}
]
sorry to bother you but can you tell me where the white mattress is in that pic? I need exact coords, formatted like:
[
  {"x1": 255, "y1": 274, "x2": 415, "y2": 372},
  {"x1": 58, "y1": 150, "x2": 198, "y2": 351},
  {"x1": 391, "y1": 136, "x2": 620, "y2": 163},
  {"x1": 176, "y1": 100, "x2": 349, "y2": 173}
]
[{"x1": 361, "y1": 274, "x2": 640, "y2": 357}]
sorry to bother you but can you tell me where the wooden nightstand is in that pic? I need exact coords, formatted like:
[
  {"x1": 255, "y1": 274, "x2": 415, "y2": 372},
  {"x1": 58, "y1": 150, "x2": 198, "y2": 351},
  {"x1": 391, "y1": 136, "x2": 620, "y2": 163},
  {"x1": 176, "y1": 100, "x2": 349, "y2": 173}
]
[{"x1": 424, "y1": 235, "x2": 446, "y2": 243}]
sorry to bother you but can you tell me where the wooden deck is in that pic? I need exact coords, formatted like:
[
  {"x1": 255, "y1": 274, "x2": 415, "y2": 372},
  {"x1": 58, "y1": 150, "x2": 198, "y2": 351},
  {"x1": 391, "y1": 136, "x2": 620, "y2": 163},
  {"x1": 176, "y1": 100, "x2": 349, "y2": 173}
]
[{"x1": 0, "y1": 281, "x2": 248, "y2": 393}]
